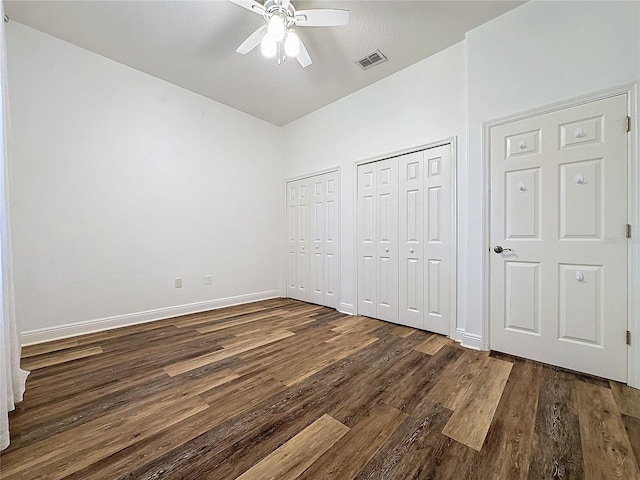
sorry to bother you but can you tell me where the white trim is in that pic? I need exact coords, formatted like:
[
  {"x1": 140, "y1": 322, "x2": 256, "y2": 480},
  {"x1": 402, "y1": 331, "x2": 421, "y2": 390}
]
[
  {"x1": 352, "y1": 137, "x2": 459, "y2": 339},
  {"x1": 284, "y1": 166, "x2": 341, "y2": 183},
  {"x1": 455, "y1": 327, "x2": 483, "y2": 351},
  {"x1": 627, "y1": 84, "x2": 639, "y2": 389},
  {"x1": 338, "y1": 302, "x2": 355, "y2": 315},
  {"x1": 482, "y1": 83, "x2": 639, "y2": 385},
  {"x1": 20, "y1": 290, "x2": 280, "y2": 346},
  {"x1": 282, "y1": 167, "x2": 341, "y2": 310}
]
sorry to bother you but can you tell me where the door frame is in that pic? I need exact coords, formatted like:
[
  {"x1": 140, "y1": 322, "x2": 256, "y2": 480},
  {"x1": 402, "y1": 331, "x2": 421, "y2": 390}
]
[
  {"x1": 482, "y1": 83, "x2": 639, "y2": 387},
  {"x1": 352, "y1": 137, "x2": 458, "y2": 339},
  {"x1": 282, "y1": 166, "x2": 341, "y2": 308}
]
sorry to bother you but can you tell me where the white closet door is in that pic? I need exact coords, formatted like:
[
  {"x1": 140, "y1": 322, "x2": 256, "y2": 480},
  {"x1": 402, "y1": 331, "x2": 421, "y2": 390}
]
[
  {"x1": 287, "y1": 171, "x2": 340, "y2": 309},
  {"x1": 309, "y1": 175, "x2": 325, "y2": 305},
  {"x1": 375, "y1": 159, "x2": 399, "y2": 323},
  {"x1": 357, "y1": 159, "x2": 399, "y2": 322},
  {"x1": 424, "y1": 145, "x2": 453, "y2": 335},
  {"x1": 357, "y1": 163, "x2": 378, "y2": 318},
  {"x1": 399, "y1": 152, "x2": 424, "y2": 329},
  {"x1": 296, "y1": 178, "x2": 311, "y2": 301},
  {"x1": 323, "y1": 172, "x2": 340, "y2": 309},
  {"x1": 286, "y1": 182, "x2": 299, "y2": 299}
]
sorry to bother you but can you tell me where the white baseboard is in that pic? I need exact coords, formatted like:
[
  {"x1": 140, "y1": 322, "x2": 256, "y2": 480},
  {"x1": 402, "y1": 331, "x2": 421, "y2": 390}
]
[
  {"x1": 455, "y1": 327, "x2": 485, "y2": 351},
  {"x1": 338, "y1": 302, "x2": 355, "y2": 315},
  {"x1": 20, "y1": 290, "x2": 281, "y2": 346}
]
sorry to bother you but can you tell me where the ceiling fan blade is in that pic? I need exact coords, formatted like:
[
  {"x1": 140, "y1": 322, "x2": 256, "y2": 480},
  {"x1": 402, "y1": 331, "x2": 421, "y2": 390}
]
[
  {"x1": 296, "y1": 36, "x2": 312, "y2": 68},
  {"x1": 294, "y1": 9, "x2": 349, "y2": 27},
  {"x1": 236, "y1": 26, "x2": 267, "y2": 55},
  {"x1": 228, "y1": 0, "x2": 266, "y2": 16},
  {"x1": 281, "y1": 0, "x2": 291, "y2": 10}
]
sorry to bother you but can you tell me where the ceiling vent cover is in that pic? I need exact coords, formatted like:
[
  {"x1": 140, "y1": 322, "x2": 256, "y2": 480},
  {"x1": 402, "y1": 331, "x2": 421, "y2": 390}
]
[{"x1": 356, "y1": 49, "x2": 387, "y2": 70}]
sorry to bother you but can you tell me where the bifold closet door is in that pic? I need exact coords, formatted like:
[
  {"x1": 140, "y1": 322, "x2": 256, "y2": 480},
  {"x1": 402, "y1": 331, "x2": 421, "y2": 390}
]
[
  {"x1": 357, "y1": 159, "x2": 399, "y2": 323},
  {"x1": 423, "y1": 145, "x2": 453, "y2": 335},
  {"x1": 287, "y1": 172, "x2": 340, "y2": 308},
  {"x1": 358, "y1": 145, "x2": 453, "y2": 335},
  {"x1": 398, "y1": 152, "x2": 424, "y2": 329},
  {"x1": 286, "y1": 178, "x2": 310, "y2": 302}
]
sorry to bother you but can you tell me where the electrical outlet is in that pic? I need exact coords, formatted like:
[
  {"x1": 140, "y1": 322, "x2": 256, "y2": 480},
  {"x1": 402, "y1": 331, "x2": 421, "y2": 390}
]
[
  {"x1": 175, "y1": 278, "x2": 182, "y2": 288},
  {"x1": 205, "y1": 275, "x2": 213, "y2": 285}
]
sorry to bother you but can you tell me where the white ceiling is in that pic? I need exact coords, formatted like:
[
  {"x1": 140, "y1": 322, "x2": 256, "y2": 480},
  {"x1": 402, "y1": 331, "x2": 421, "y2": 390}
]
[{"x1": 4, "y1": 0, "x2": 524, "y2": 126}]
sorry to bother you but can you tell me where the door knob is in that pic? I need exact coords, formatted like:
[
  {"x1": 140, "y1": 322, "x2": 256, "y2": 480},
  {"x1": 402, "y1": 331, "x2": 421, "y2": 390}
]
[
  {"x1": 302, "y1": 245, "x2": 305, "y2": 249},
  {"x1": 385, "y1": 247, "x2": 389, "y2": 253},
  {"x1": 409, "y1": 248, "x2": 414, "y2": 254},
  {"x1": 315, "y1": 245, "x2": 319, "y2": 249},
  {"x1": 494, "y1": 246, "x2": 512, "y2": 254}
]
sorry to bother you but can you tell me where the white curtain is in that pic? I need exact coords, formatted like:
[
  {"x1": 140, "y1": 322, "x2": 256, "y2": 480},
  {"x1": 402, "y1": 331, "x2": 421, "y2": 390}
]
[{"x1": 0, "y1": 12, "x2": 29, "y2": 452}]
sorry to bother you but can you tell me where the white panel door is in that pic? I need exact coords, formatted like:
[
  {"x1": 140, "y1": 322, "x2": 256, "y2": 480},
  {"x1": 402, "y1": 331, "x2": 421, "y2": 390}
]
[
  {"x1": 376, "y1": 159, "x2": 399, "y2": 322},
  {"x1": 286, "y1": 182, "x2": 299, "y2": 299},
  {"x1": 323, "y1": 171, "x2": 340, "y2": 309},
  {"x1": 309, "y1": 175, "x2": 325, "y2": 306},
  {"x1": 424, "y1": 145, "x2": 453, "y2": 335},
  {"x1": 296, "y1": 178, "x2": 311, "y2": 302},
  {"x1": 357, "y1": 162, "x2": 378, "y2": 318},
  {"x1": 399, "y1": 152, "x2": 424, "y2": 329},
  {"x1": 490, "y1": 95, "x2": 628, "y2": 381},
  {"x1": 286, "y1": 171, "x2": 340, "y2": 309},
  {"x1": 357, "y1": 159, "x2": 399, "y2": 322}
]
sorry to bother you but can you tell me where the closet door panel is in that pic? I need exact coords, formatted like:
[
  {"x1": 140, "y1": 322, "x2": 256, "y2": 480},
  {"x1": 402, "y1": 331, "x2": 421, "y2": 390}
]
[
  {"x1": 323, "y1": 172, "x2": 339, "y2": 308},
  {"x1": 286, "y1": 182, "x2": 300, "y2": 299},
  {"x1": 399, "y1": 152, "x2": 424, "y2": 329},
  {"x1": 358, "y1": 163, "x2": 377, "y2": 318},
  {"x1": 296, "y1": 179, "x2": 311, "y2": 302},
  {"x1": 424, "y1": 145, "x2": 452, "y2": 335},
  {"x1": 375, "y1": 159, "x2": 399, "y2": 323},
  {"x1": 309, "y1": 176, "x2": 325, "y2": 305}
]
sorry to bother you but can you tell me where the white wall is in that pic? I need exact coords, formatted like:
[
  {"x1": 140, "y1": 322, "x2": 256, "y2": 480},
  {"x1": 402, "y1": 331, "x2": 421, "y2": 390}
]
[
  {"x1": 282, "y1": 41, "x2": 468, "y2": 322},
  {"x1": 464, "y1": 0, "x2": 640, "y2": 342},
  {"x1": 7, "y1": 23, "x2": 283, "y2": 342}
]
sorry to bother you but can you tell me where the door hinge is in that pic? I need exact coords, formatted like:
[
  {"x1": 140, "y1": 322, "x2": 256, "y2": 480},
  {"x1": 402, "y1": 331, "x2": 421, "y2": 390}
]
[
  {"x1": 627, "y1": 116, "x2": 632, "y2": 133},
  {"x1": 627, "y1": 330, "x2": 632, "y2": 346},
  {"x1": 626, "y1": 224, "x2": 632, "y2": 239}
]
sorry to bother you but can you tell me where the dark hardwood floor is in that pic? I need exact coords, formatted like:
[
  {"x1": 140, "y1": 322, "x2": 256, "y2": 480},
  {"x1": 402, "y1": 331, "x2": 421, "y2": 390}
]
[{"x1": 2, "y1": 298, "x2": 639, "y2": 479}]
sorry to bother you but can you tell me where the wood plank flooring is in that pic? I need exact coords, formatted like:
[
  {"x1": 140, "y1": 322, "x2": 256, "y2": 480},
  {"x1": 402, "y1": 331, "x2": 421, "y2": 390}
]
[{"x1": 2, "y1": 298, "x2": 639, "y2": 479}]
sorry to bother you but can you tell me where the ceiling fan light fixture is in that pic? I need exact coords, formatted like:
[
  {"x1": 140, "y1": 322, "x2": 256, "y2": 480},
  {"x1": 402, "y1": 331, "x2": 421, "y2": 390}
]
[
  {"x1": 284, "y1": 29, "x2": 300, "y2": 58},
  {"x1": 267, "y1": 14, "x2": 285, "y2": 42},
  {"x1": 260, "y1": 34, "x2": 277, "y2": 58}
]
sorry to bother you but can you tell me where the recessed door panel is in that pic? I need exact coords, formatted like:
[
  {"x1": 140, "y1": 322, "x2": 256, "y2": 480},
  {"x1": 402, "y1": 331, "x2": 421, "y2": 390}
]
[
  {"x1": 379, "y1": 193, "x2": 391, "y2": 243},
  {"x1": 559, "y1": 116, "x2": 603, "y2": 149},
  {"x1": 559, "y1": 159, "x2": 602, "y2": 239},
  {"x1": 427, "y1": 187, "x2": 441, "y2": 243},
  {"x1": 504, "y1": 261, "x2": 540, "y2": 334},
  {"x1": 427, "y1": 259, "x2": 441, "y2": 316},
  {"x1": 505, "y1": 168, "x2": 540, "y2": 239},
  {"x1": 506, "y1": 129, "x2": 541, "y2": 158},
  {"x1": 361, "y1": 255, "x2": 375, "y2": 306},
  {"x1": 559, "y1": 264, "x2": 602, "y2": 345},
  {"x1": 288, "y1": 251, "x2": 296, "y2": 290}
]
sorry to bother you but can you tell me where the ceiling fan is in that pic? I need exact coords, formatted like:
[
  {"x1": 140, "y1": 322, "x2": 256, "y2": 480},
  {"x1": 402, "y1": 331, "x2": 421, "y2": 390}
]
[{"x1": 229, "y1": 0, "x2": 349, "y2": 67}]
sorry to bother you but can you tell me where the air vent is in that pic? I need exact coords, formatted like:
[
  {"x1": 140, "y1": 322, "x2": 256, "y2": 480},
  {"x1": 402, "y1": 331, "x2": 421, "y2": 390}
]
[{"x1": 356, "y1": 49, "x2": 387, "y2": 70}]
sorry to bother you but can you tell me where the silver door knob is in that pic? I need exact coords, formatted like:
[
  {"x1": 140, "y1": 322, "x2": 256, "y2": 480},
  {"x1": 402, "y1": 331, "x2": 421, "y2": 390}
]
[
  {"x1": 315, "y1": 245, "x2": 319, "y2": 249},
  {"x1": 385, "y1": 247, "x2": 389, "y2": 253},
  {"x1": 494, "y1": 246, "x2": 512, "y2": 253},
  {"x1": 302, "y1": 245, "x2": 305, "y2": 249},
  {"x1": 409, "y1": 248, "x2": 414, "y2": 254}
]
